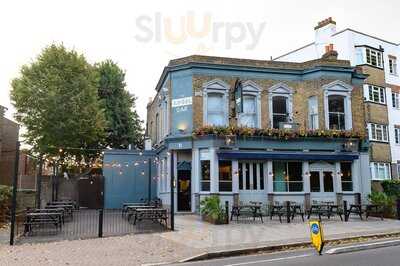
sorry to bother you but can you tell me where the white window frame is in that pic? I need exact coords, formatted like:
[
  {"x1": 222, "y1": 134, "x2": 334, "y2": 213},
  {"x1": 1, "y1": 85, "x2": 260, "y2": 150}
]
[
  {"x1": 389, "y1": 56, "x2": 397, "y2": 75},
  {"x1": 365, "y1": 47, "x2": 383, "y2": 68},
  {"x1": 370, "y1": 162, "x2": 391, "y2": 181},
  {"x1": 364, "y1": 84, "x2": 386, "y2": 104},
  {"x1": 268, "y1": 82, "x2": 294, "y2": 129},
  {"x1": 308, "y1": 96, "x2": 319, "y2": 130},
  {"x1": 395, "y1": 128, "x2": 400, "y2": 145},
  {"x1": 392, "y1": 92, "x2": 400, "y2": 109},
  {"x1": 368, "y1": 123, "x2": 389, "y2": 142},
  {"x1": 203, "y1": 79, "x2": 229, "y2": 127},
  {"x1": 238, "y1": 80, "x2": 261, "y2": 128},
  {"x1": 323, "y1": 80, "x2": 353, "y2": 130}
]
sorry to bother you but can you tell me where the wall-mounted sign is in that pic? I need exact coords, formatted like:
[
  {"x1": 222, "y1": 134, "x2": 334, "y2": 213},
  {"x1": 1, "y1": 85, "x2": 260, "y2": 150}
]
[{"x1": 172, "y1": 96, "x2": 192, "y2": 108}]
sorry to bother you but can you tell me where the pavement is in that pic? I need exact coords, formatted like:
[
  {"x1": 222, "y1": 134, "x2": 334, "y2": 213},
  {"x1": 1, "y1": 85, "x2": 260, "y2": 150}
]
[
  {"x1": 170, "y1": 241, "x2": 400, "y2": 266},
  {"x1": 1, "y1": 214, "x2": 400, "y2": 265}
]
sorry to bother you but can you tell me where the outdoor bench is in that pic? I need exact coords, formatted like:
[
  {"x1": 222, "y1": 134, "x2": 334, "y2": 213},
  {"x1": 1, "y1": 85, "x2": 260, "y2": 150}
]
[{"x1": 24, "y1": 212, "x2": 62, "y2": 235}]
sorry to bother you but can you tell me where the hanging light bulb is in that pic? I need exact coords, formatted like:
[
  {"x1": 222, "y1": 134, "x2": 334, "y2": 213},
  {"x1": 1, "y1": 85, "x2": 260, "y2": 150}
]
[
  {"x1": 119, "y1": 169, "x2": 123, "y2": 175},
  {"x1": 141, "y1": 171, "x2": 145, "y2": 176}
]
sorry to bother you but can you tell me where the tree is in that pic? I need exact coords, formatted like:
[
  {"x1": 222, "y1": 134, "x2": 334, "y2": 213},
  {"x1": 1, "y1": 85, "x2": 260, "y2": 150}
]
[
  {"x1": 95, "y1": 60, "x2": 143, "y2": 149},
  {"x1": 10, "y1": 44, "x2": 106, "y2": 166}
]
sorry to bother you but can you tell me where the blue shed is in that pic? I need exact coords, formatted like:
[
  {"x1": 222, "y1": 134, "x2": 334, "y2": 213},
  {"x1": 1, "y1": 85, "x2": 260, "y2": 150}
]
[{"x1": 102, "y1": 150, "x2": 157, "y2": 209}]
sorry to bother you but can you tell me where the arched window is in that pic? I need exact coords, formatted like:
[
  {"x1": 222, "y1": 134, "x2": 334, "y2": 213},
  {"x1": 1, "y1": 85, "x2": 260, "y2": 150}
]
[
  {"x1": 203, "y1": 79, "x2": 229, "y2": 126},
  {"x1": 238, "y1": 81, "x2": 261, "y2": 128}
]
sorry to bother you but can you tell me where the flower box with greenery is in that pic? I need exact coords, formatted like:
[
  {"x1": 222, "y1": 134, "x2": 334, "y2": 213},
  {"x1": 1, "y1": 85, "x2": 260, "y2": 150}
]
[
  {"x1": 193, "y1": 126, "x2": 365, "y2": 140},
  {"x1": 200, "y1": 196, "x2": 228, "y2": 225}
]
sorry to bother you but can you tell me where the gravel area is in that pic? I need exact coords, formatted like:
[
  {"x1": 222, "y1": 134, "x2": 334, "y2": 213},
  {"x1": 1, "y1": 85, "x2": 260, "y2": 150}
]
[{"x1": 0, "y1": 233, "x2": 201, "y2": 266}]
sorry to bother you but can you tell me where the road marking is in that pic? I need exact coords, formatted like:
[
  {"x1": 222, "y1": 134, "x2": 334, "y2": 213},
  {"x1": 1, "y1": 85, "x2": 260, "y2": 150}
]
[
  {"x1": 224, "y1": 254, "x2": 312, "y2": 266},
  {"x1": 325, "y1": 239, "x2": 400, "y2": 255}
]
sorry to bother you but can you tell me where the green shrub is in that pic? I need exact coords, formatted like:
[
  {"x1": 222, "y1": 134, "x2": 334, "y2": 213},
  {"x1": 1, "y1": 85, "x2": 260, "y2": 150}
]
[
  {"x1": 381, "y1": 180, "x2": 400, "y2": 199},
  {"x1": 200, "y1": 196, "x2": 226, "y2": 222},
  {"x1": 0, "y1": 185, "x2": 12, "y2": 223},
  {"x1": 368, "y1": 191, "x2": 395, "y2": 216}
]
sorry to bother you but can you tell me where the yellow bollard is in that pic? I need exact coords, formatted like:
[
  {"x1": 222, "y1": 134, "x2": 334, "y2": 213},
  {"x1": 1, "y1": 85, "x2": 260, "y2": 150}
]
[{"x1": 309, "y1": 220, "x2": 324, "y2": 255}]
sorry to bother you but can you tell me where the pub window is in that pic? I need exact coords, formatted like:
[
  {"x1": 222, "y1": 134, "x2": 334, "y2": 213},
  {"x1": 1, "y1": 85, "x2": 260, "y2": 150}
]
[
  {"x1": 200, "y1": 160, "x2": 210, "y2": 191},
  {"x1": 310, "y1": 172, "x2": 320, "y2": 192},
  {"x1": 206, "y1": 92, "x2": 226, "y2": 126},
  {"x1": 239, "y1": 95, "x2": 257, "y2": 128},
  {"x1": 238, "y1": 163, "x2": 243, "y2": 190},
  {"x1": 272, "y1": 96, "x2": 289, "y2": 129},
  {"x1": 273, "y1": 161, "x2": 303, "y2": 192},
  {"x1": 341, "y1": 162, "x2": 353, "y2": 192},
  {"x1": 239, "y1": 162, "x2": 265, "y2": 191},
  {"x1": 308, "y1": 96, "x2": 319, "y2": 130},
  {"x1": 328, "y1": 95, "x2": 345, "y2": 130},
  {"x1": 218, "y1": 160, "x2": 232, "y2": 192}
]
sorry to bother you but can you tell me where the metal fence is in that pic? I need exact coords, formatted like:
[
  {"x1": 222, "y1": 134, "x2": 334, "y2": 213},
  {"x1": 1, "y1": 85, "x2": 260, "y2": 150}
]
[{"x1": 13, "y1": 207, "x2": 171, "y2": 245}]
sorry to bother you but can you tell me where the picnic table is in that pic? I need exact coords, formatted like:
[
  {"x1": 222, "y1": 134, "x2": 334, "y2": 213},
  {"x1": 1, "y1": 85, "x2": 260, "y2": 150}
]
[
  {"x1": 270, "y1": 203, "x2": 304, "y2": 223},
  {"x1": 49, "y1": 200, "x2": 78, "y2": 209},
  {"x1": 345, "y1": 204, "x2": 384, "y2": 221},
  {"x1": 121, "y1": 202, "x2": 148, "y2": 218},
  {"x1": 24, "y1": 212, "x2": 63, "y2": 235},
  {"x1": 46, "y1": 204, "x2": 74, "y2": 219},
  {"x1": 307, "y1": 203, "x2": 343, "y2": 221},
  {"x1": 230, "y1": 204, "x2": 263, "y2": 223},
  {"x1": 30, "y1": 208, "x2": 65, "y2": 223},
  {"x1": 126, "y1": 205, "x2": 158, "y2": 221},
  {"x1": 133, "y1": 208, "x2": 168, "y2": 227}
]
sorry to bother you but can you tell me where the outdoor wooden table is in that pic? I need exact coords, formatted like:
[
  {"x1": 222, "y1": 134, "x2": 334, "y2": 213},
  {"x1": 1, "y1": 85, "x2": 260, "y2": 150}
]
[
  {"x1": 365, "y1": 204, "x2": 384, "y2": 220},
  {"x1": 133, "y1": 208, "x2": 168, "y2": 226},
  {"x1": 346, "y1": 204, "x2": 363, "y2": 220},
  {"x1": 30, "y1": 208, "x2": 65, "y2": 223},
  {"x1": 126, "y1": 205, "x2": 157, "y2": 220},
  {"x1": 307, "y1": 204, "x2": 332, "y2": 220},
  {"x1": 290, "y1": 205, "x2": 304, "y2": 222},
  {"x1": 49, "y1": 201, "x2": 78, "y2": 209},
  {"x1": 46, "y1": 204, "x2": 74, "y2": 219},
  {"x1": 230, "y1": 204, "x2": 263, "y2": 223},
  {"x1": 24, "y1": 212, "x2": 63, "y2": 235},
  {"x1": 122, "y1": 203, "x2": 148, "y2": 218},
  {"x1": 270, "y1": 204, "x2": 304, "y2": 223}
]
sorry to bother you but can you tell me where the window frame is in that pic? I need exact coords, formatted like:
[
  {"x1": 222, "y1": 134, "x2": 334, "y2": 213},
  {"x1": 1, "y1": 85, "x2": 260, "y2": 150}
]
[
  {"x1": 370, "y1": 162, "x2": 391, "y2": 181},
  {"x1": 238, "y1": 162, "x2": 265, "y2": 191},
  {"x1": 365, "y1": 47, "x2": 383, "y2": 68},
  {"x1": 308, "y1": 96, "x2": 319, "y2": 130},
  {"x1": 389, "y1": 56, "x2": 397, "y2": 75},
  {"x1": 203, "y1": 79, "x2": 229, "y2": 127},
  {"x1": 323, "y1": 81, "x2": 353, "y2": 130},
  {"x1": 218, "y1": 160, "x2": 232, "y2": 192},
  {"x1": 368, "y1": 123, "x2": 389, "y2": 142},
  {"x1": 340, "y1": 162, "x2": 353, "y2": 192},
  {"x1": 392, "y1": 92, "x2": 400, "y2": 109},
  {"x1": 364, "y1": 84, "x2": 386, "y2": 104},
  {"x1": 268, "y1": 83, "x2": 294, "y2": 129},
  {"x1": 395, "y1": 128, "x2": 400, "y2": 145},
  {"x1": 272, "y1": 161, "x2": 303, "y2": 192},
  {"x1": 238, "y1": 81, "x2": 261, "y2": 128}
]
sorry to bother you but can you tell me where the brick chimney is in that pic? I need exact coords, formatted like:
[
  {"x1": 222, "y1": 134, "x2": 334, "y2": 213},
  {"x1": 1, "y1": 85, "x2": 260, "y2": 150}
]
[
  {"x1": 314, "y1": 17, "x2": 336, "y2": 30},
  {"x1": 322, "y1": 43, "x2": 338, "y2": 60}
]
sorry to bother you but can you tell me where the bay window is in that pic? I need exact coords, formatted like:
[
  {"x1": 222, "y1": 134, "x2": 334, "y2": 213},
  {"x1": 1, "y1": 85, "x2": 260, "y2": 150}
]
[
  {"x1": 368, "y1": 123, "x2": 388, "y2": 142},
  {"x1": 273, "y1": 161, "x2": 303, "y2": 192},
  {"x1": 364, "y1": 85, "x2": 386, "y2": 104},
  {"x1": 371, "y1": 162, "x2": 391, "y2": 180},
  {"x1": 366, "y1": 48, "x2": 383, "y2": 68}
]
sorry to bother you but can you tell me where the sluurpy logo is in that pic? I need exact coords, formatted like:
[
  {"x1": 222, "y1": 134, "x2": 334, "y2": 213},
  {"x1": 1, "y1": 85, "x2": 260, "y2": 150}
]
[
  {"x1": 311, "y1": 223, "x2": 319, "y2": 234},
  {"x1": 134, "y1": 11, "x2": 267, "y2": 51}
]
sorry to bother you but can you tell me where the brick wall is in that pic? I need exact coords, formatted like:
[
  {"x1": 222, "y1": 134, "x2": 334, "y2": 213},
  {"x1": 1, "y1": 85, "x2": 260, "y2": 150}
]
[{"x1": 192, "y1": 74, "x2": 365, "y2": 135}]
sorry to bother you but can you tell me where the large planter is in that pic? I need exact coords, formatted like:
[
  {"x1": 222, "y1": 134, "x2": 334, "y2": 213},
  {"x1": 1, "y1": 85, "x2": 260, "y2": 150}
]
[{"x1": 201, "y1": 214, "x2": 228, "y2": 225}]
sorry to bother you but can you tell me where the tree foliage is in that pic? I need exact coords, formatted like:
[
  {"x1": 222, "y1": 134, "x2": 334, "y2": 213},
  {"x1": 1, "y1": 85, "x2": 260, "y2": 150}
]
[
  {"x1": 10, "y1": 44, "x2": 106, "y2": 164},
  {"x1": 95, "y1": 60, "x2": 143, "y2": 149}
]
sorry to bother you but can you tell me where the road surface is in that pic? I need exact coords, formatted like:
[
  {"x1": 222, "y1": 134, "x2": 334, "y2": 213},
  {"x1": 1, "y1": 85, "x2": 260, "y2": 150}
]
[{"x1": 171, "y1": 244, "x2": 400, "y2": 266}]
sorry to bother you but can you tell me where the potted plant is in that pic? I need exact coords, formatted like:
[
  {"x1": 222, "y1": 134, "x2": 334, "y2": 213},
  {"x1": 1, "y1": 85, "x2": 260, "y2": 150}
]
[{"x1": 200, "y1": 196, "x2": 227, "y2": 224}]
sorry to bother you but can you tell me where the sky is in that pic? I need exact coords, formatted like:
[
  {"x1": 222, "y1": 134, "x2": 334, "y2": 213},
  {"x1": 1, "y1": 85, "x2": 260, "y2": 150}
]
[{"x1": 1, "y1": 0, "x2": 399, "y2": 125}]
